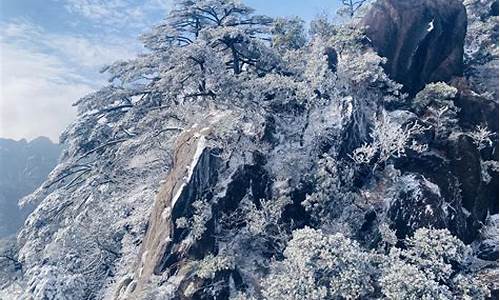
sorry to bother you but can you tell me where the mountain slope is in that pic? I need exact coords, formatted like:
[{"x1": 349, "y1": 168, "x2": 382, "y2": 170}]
[{"x1": 2, "y1": 0, "x2": 498, "y2": 299}]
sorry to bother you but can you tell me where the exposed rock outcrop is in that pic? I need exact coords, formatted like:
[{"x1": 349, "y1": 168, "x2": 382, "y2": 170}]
[
  {"x1": 386, "y1": 174, "x2": 447, "y2": 238},
  {"x1": 116, "y1": 112, "x2": 230, "y2": 299},
  {"x1": 447, "y1": 135, "x2": 499, "y2": 240},
  {"x1": 361, "y1": 0, "x2": 498, "y2": 243},
  {"x1": 363, "y1": 0, "x2": 467, "y2": 95},
  {"x1": 448, "y1": 78, "x2": 499, "y2": 137},
  {"x1": 382, "y1": 173, "x2": 468, "y2": 241},
  {"x1": 393, "y1": 135, "x2": 498, "y2": 242}
]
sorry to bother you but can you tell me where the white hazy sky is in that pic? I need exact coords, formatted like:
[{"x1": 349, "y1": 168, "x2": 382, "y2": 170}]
[{"x1": 0, "y1": 0, "x2": 340, "y2": 142}]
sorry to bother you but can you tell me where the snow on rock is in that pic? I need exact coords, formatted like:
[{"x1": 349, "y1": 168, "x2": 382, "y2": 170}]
[
  {"x1": 116, "y1": 111, "x2": 231, "y2": 299},
  {"x1": 384, "y1": 174, "x2": 468, "y2": 239},
  {"x1": 363, "y1": 0, "x2": 467, "y2": 94},
  {"x1": 474, "y1": 214, "x2": 499, "y2": 260},
  {"x1": 427, "y1": 19, "x2": 435, "y2": 32}
]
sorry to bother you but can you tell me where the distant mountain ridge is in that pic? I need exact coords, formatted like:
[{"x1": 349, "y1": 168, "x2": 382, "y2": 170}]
[{"x1": 0, "y1": 136, "x2": 61, "y2": 237}]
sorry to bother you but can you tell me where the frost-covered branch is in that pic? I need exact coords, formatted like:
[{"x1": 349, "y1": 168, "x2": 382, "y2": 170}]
[
  {"x1": 350, "y1": 111, "x2": 427, "y2": 170},
  {"x1": 466, "y1": 125, "x2": 495, "y2": 150}
]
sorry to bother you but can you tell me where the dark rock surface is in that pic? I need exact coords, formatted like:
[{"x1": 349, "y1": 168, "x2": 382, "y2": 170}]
[
  {"x1": 447, "y1": 135, "x2": 497, "y2": 222},
  {"x1": 394, "y1": 136, "x2": 498, "y2": 242},
  {"x1": 361, "y1": 0, "x2": 497, "y2": 244},
  {"x1": 491, "y1": 0, "x2": 499, "y2": 16},
  {"x1": 450, "y1": 77, "x2": 499, "y2": 133},
  {"x1": 386, "y1": 174, "x2": 468, "y2": 240},
  {"x1": 363, "y1": 0, "x2": 467, "y2": 95}
]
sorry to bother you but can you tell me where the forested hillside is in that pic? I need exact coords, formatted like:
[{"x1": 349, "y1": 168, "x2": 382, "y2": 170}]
[{"x1": 1, "y1": 0, "x2": 498, "y2": 299}]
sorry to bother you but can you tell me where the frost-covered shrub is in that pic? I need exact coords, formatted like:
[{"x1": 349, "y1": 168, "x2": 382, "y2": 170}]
[
  {"x1": 0, "y1": 237, "x2": 21, "y2": 289},
  {"x1": 191, "y1": 200, "x2": 212, "y2": 240},
  {"x1": 412, "y1": 82, "x2": 458, "y2": 115},
  {"x1": 467, "y1": 125, "x2": 495, "y2": 150},
  {"x1": 271, "y1": 17, "x2": 307, "y2": 51},
  {"x1": 302, "y1": 155, "x2": 356, "y2": 222},
  {"x1": 223, "y1": 186, "x2": 293, "y2": 258},
  {"x1": 230, "y1": 291, "x2": 258, "y2": 300},
  {"x1": 463, "y1": 0, "x2": 499, "y2": 98},
  {"x1": 304, "y1": 38, "x2": 337, "y2": 95},
  {"x1": 263, "y1": 227, "x2": 375, "y2": 300},
  {"x1": 330, "y1": 23, "x2": 403, "y2": 99},
  {"x1": 351, "y1": 110, "x2": 426, "y2": 169},
  {"x1": 380, "y1": 256, "x2": 453, "y2": 300},
  {"x1": 453, "y1": 273, "x2": 491, "y2": 300},
  {"x1": 413, "y1": 82, "x2": 459, "y2": 139},
  {"x1": 174, "y1": 199, "x2": 212, "y2": 240},
  {"x1": 402, "y1": 228, "x2": 468, "y2": 282},
  {"x1": 193, "y1": 254, "x2": 235, "y2": 280},
  {"x1": 23, "y1": 266, "x2": 88, "y2": 300},
  {"x1": 378, "y1": 222, "x2": 398, "y2": 247},
  {"x1": 480, "y1": 159, "x2": 498, "y2": 184},
  {"x1": 309, "y1": 14, "x2": 335, "y2": 38},
  {"x1": 337, "y1": 0, "x2": 369, "y2": 18},
  {"x1": 464, "y1": 0, "x2": 499, "y2": 67},
  {"x1": 380, "y1": 228, "x2": 470, "y2": 299},
  {"x1": 244, "y1": 196, "x2": 292, "y2": 236},
  {"x1": 261, "y1": 227, "x2": 485, "y2": 300}
]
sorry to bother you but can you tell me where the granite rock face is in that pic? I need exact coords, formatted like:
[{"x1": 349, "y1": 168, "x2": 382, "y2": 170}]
[
  {"x1": 117, "y1": 112, "x2": 229, "y2": 299},
  {"x1": 361, "y1": 0, "x2": 498, "y2": 243},
  {"x1": 363, "y1": 0, "x2": 467, "y2": 95}
]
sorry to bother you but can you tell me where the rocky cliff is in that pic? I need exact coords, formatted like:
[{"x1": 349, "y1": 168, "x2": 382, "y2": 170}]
[{"x1": 363, "y1": 0, "x2": 467, "y2": 95}]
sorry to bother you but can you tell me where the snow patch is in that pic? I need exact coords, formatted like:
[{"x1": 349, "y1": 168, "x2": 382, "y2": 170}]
[
  {"x1": 422, "y1": 177, "x2": 441, "y2": 197},
  {"x1": 161, "y1": 207, "x2": 172, "y2": 220},
  {"x1": 131, "y1": 95, "x2": 142, "y2": 104},
  {"x1": 97, "y1": 116, "x2": 108, "y2": 125},
  {"x1": 427, "y1": 19, "x2": 434, "y2": 32},
  {"x1": 200, "y1": 127, "x2": 211, "y2": 134},
  {"x1": 462, "y1": 207, "x2": 471, "y2": 217},
  {"x1": 186, "y1": 136, "x2": 206, "y2": 188},
  {"x1": 424, "y1": 204, "x2": 434, "y2": 215},
  {"x1": 170, "y1": 136, "x2": 206, "y2": 210}
]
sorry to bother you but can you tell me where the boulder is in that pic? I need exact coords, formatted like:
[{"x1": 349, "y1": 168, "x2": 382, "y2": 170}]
[
  {"x1": 393, "y1": 134, "x2": 498, "y2": 242},
  {"x1": 363, "y1": 0, "x2": 467, "y2": 95},
  {"x1": 447, "y1": 135, "x2": 498, "y2": 227},
  {"x1": 474, "y1": 214, "x2": 499, "y2": 261},
  {"x1": 450, "y1": 78, "x2": 499, "y2": 134},
  {"x1": 386, "y1": 174, "x2": 468, "y2": 240}
]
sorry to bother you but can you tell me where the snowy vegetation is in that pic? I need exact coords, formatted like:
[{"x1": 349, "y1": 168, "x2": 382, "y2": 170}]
[{"x1": 1, "y1": 0, "x2": 498, "y2": 299}]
